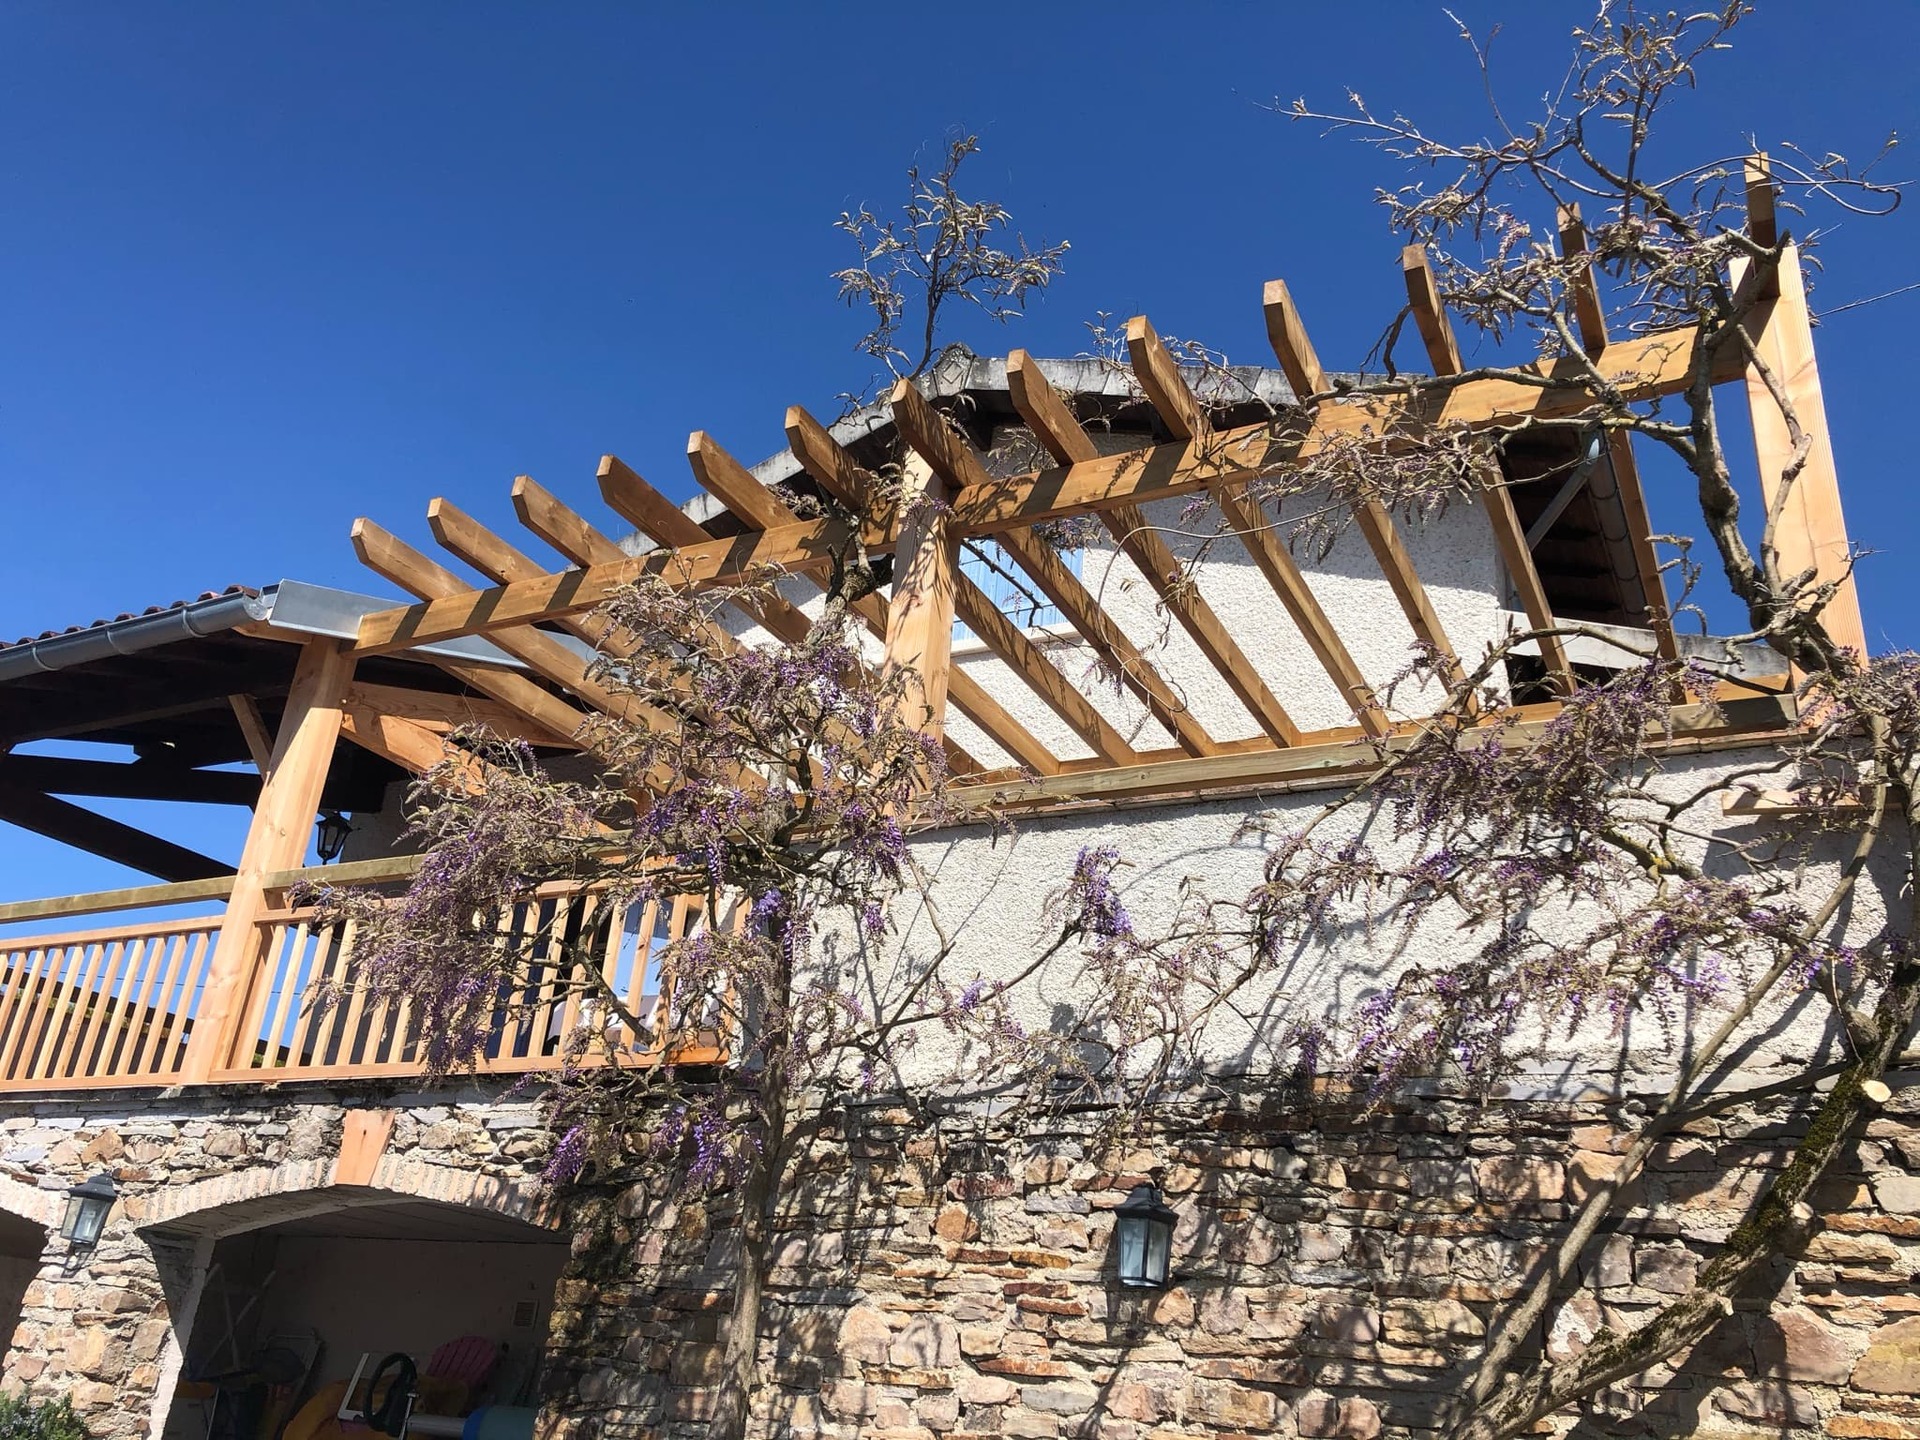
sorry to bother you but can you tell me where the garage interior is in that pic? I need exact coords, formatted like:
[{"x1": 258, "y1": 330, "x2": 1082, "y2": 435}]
[{"x1": 163, "y1": 1197, "x2": 566, "y2": 1439}]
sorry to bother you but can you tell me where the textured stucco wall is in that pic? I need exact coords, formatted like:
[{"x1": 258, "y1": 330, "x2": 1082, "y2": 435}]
[
  {"x1": 706, "y1": 466, "x2": 1524, "y2": 772},
  {"x1": 856, "y1": 736, "x2": 1893, "y2": 1092}
]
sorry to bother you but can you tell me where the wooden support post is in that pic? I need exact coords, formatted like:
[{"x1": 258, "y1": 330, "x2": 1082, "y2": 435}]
[
  {"x1": 883, "y1": 383, "x2": 959, "y2": 742},
  {"x1": 1745, "y1": 151, "x2": 1779, "y2": 250},
  {"x1": 180, "y1": 639, "x2": 354, "y2": 1082},
  {"x1": 1736, "y1": 239, "x2": 1867, "y2": 661}
]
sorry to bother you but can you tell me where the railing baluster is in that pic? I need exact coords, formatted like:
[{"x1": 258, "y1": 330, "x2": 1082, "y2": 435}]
[
  {"x1": 329, "y1": 919, "x2": 371, "y2": 1066},
  {"x1": 0, "y1": 943, "x2": 52, "y2": 1077},
  {"x1": 131, "y1": 928, "x2": 196, "y2": 1071},
  {"x1": 257, "y1": 920, "x2": 308, "y2": 1073},
  {"x1": 154, "y1": 928, "x2": 217, "y2": 1077},
  {"x1": 21, "y1": 942, "x2": 88, "y2": 1082},
  {"x1": 126, "y1": 931, "x2": 187, "y2": 1077},
  {"x1": 282, "y1": 922, "x2": 334, "y2": 1070},
  {"x1": 223, "y1": 919, "x2": 275, "y2": 1073},
  {"x1": 82, "y1": 936, "x2": 143, "y2": 1078}
]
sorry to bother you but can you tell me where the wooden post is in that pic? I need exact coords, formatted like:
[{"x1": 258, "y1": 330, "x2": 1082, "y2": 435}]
[
  {"x1": 1737, "y1": 242, "x2": 1867, "y2": 661},
  {"x1": 179, "y1": 639, "x2": 355, "y2": 1082},
  {"x1": 882, "y1": 443, "x2": 957, "y2": 744}
]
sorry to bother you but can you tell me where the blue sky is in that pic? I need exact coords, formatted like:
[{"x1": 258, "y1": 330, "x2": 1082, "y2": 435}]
[{"x1": 1, "y1": 2, "x2": 1916, "y2": 900}]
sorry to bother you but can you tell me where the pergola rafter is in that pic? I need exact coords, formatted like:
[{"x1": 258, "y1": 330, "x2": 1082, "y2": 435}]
[
  {"x1": 1125, "y1": 314, "x2": 1390, "y2": 740},
  {"x1": 1006, "y1": 350, "x2": 1302, "y2": 748},
  {"x1": 1258, "y1": 283, "x2": 1466, "y2": 695}
]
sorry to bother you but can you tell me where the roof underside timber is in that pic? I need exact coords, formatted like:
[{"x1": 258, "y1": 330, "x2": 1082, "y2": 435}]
[{"x1": 0, "y1": 583, "x2": 590, "y2": 881}]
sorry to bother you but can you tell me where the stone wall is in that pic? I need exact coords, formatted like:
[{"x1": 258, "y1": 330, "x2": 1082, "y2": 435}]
[
  {"x1": 544, "y1": 1073, "x2": 1920, "y2": 1440},
  {"x1": 2, "y1": 1072, "x2": 1919, "y2": 1439},
  {"x1": 0, "y1": 1083, "x2": 554, "y2": 1438}
]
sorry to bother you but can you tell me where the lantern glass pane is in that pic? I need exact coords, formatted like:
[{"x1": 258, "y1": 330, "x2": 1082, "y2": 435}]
[
  {"x1": 1144, "y1": 1218, "x2": 1171, "y2": 1286},
  {"x1": 1115, "y1": 1216, "x2": 1148, "y2": 1286},
  {"x1": 70, "y1": 1197, "x2": 106, "y2": 1247},
  {"x1": 60, "y1": 1194, "x2": 83, "y2": 1241}
]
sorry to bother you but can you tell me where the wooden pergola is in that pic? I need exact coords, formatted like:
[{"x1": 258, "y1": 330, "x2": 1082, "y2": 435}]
[{"x1": 327, "y1": 164, "x2": 1855, "y2": 794}]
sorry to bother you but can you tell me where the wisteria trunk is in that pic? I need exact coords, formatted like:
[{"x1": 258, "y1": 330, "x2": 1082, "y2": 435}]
[{"x1": 712, "y1": 1093, "x2": 780, "y2": 1440}]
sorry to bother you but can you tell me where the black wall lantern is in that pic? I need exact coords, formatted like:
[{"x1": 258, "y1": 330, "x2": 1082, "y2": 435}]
[
  {"x1": 61, "y1": 1172, "x2": 117, "y2": 1249},
  {"x1": 1113, "y1": 1183, "x2": 1177, "y2": 1289},
  {"x1": 315, "y1": 810, "x2": 353, "y2": 864}
]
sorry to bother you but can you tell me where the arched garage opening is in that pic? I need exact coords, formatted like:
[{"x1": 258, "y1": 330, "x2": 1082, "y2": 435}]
[
  {"x1": 0, "y1": 1206, "x2": 46, "y2": 1361},
  {"x1": 156, "y1": 1190, "x2": 566, "y2": 1440}
]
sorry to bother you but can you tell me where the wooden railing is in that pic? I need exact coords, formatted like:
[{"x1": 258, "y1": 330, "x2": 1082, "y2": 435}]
[
  {"x1": 0, "y1": 917, "x2": 220, "y2": 1091},
  {"x1": 0, "y1": 871, "x2": 716, "y2": 1093}
]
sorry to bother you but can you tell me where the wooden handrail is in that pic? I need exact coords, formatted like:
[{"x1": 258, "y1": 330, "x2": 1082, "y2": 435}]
[
  {"x1": 0, "y1": 854, "x2": 430, "y2": 929},
  {"x1": 0, "y1": 875, "x2": 237, "y2": 928}
]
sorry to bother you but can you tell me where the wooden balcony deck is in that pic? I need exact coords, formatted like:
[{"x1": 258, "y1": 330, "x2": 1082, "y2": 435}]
[{"x1": 0, "y1": 861, "x2": 710, "y2": 1094}]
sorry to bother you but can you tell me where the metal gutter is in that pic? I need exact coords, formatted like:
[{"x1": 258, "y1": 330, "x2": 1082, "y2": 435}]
[
  {"x1": 260, "y1": 580, "x2": 575, "y2": 667},
  {"x1": 0, "y1": 580, "x2": 562, "y2": 685},
  {"x1": 0, "y1": 589, "x2": 276, "y2": 682}
]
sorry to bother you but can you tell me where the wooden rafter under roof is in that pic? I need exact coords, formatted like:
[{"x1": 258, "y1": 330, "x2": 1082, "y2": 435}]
[{"x1": 332, "y1": 185, "x2": 1845, "y2": 806}]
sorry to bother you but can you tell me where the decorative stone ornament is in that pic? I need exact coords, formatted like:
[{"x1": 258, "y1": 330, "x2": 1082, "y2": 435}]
[
  {"x1": 61, "y1": 1171, "x2": 117, "y2": 1248},
  {"x1": 1113, "y1": 1182, "x2": 1177, "y2": 1288}
]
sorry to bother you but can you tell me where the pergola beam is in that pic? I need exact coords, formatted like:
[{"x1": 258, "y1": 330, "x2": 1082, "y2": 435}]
[
  {"x1": 1556, "y1": 204, "x2": 1610, "y2": 358},
  {"x1": 891, "y1": 381, "x2": 1141, "y2": 766},
  {"x1": 0, "y1": 782, "x2": 232, "y2": 881},
  {"x1": 685, "y1": 430, "x2": 985, "y2": 776},
  {"x1": 347, "y1": 514, "x2": 851, "y2": 657},
  {"x1": 781, "y1": 409, "x2": 1062, "y2": 776},
  {"x1": 0, "y1": 756, "x2": 259, "y2": 807},
  {"x1": 1261, "y1": 280, "x2": 1328, "y2": 401},
  {"x1": 1481, "y1": 464, "x2": 1573, "y2": 693},
  {"x1": 1555, "y1": 208, "x2": 1678, "y2": 662},
  {"x1": 429, "y1": 495, "x2": 692, "y2": 705},
  {"x1": 341, "y1": 681, "x2": 579, "y2": 748},
  {"x1": 340, "y1": 707, "x2": 490, "y2": 793},
  {"x1": 1126, "y1": 315, "x2": 1390, "y2": 740},
  {"x1": 1006, "y1": 350, "x2": 1300, "y2": 748},
  {"x1": 889, "y1": 380, "x2": 1211, "y2": 757},
  {"x1": 1402, "y1": 245, "x2": 1463, "y2": 376},
  {"x1": 596, "y1": 455, "x2": 830, "y2": 652},
  {"x1": 351, "y1": 519, "x2": 682, "y2": 789}
]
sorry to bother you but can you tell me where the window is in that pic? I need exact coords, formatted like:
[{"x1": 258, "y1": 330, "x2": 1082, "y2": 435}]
[{"x1": 955, "y1": 539, "x2": 1082, "y2": 640}]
